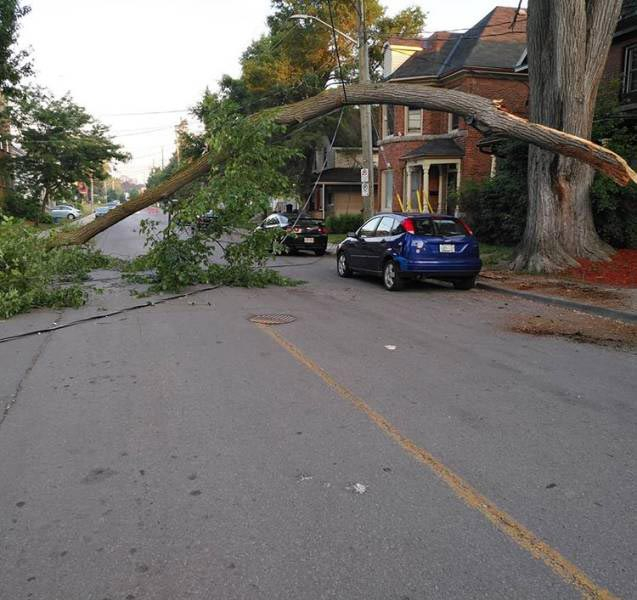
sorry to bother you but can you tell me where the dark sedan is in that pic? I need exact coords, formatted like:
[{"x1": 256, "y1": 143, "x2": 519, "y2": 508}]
[{"x1": 260, "y1": 213, "x2": 328, "y2": 256}]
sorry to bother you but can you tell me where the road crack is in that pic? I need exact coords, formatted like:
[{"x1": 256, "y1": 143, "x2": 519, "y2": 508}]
[{"x1": 0, "y1": 317, "x2": 57, "y2": 431}]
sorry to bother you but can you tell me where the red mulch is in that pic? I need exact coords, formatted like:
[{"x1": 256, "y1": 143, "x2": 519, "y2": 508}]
[{"x1": 564, "y1": 249, "x2": 637, "y2": 288}]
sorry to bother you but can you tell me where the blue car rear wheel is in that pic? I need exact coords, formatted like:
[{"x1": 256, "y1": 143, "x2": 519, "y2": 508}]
[{"x1": 383, "y1": 260, "x2": 405, "y2": 291}]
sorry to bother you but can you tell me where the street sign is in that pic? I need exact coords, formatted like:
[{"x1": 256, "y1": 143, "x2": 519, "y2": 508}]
[
  {"x1": 360, "y1": 168, "x2": 369, "y2": 183},
  {"x1": 361, "y1": 182, "x2": 370, "y2": 197}
]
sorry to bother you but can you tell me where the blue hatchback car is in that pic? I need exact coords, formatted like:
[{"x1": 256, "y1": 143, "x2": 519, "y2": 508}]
[{"x1": 336, "y1": 213, "x2": 482, "y2": 291}]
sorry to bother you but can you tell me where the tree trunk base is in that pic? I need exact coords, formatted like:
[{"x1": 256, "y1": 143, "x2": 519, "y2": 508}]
[{"x1": 510, "y1": 240, "x2": 615, "y2": 273}]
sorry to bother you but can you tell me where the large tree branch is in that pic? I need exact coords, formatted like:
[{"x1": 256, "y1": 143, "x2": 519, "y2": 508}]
[{"x1": 51, "y1": 82, "x2": 637, "y2": 247}]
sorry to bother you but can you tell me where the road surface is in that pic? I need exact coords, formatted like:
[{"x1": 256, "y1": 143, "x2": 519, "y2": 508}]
[{"x1": 1, "y1": 209, "x2": 635, "y2": 599}]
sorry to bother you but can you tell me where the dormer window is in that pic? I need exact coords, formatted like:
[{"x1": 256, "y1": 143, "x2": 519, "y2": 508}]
[{"x1": 406, "y1": 107, "x2": 422, "y2": 134}]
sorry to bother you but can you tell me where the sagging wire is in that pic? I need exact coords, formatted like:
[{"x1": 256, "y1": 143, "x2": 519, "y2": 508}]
[
  {"x1": 0, "y1": 284, "x2": 224, "y2": 346},
  {"x1": 280, "y1": 107, "x2": 345, "y2": 244}
]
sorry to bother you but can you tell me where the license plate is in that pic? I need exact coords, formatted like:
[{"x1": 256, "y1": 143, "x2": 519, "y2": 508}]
[
  {"x1": 304, "y1": 237, "x2": 314, "y2": 244},
  {"x1": 440, "y1": 244, "x2": 455, "y2": 253}
]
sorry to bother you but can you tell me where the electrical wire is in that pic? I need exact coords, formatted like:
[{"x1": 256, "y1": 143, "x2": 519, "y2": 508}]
[
  {"x1": 327, "y1": 0, "x2": 349, "y2": 103},
  {"x1": 0, "y1": 284, "x2": 223, "y2": 346},
  {"x1": 281, "y1": 107, "x2": 345, "y2": 243}
]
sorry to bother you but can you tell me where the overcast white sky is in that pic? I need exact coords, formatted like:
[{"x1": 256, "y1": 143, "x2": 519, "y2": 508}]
[{"x1": 19, "y1": 0, "x2": 526, "y2": 183}]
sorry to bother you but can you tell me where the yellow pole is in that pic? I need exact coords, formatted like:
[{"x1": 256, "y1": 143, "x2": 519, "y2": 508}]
[
  {"x1": 416, "y1": 190, "x2": 423, "y2": 213},
  {"x1": 396, "y1": 193, "x2": 404, "y2": 212}
]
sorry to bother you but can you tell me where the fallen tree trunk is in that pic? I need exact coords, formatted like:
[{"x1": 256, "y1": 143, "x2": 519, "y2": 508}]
[{"x1": 51, "y1": 82, "x2": 637, "y2": 247}]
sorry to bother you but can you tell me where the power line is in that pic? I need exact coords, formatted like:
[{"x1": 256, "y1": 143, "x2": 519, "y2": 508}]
[
  {"x1": 327, "y1": 0, "x2": 349, "y2": 103},
  {"x1": 99, "y1": 108, "x2": 190, "y2": 117}
]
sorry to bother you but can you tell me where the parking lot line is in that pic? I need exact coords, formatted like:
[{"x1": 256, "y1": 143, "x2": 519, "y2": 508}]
[{"x1": 257, "y1": 322, "x2": 619, "y2": 600}]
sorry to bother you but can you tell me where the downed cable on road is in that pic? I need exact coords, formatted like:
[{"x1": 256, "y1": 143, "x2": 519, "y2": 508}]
[{"x1": 0, "y1": 284, "x2": 223, "y2": 345}]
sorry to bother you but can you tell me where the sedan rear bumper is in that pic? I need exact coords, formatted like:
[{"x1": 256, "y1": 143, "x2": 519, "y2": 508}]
[
  {"x1": 284, "y1": 235, "x2": 328, "y2": 251},
  {"x1": 396, "y1": 256, "x2": 482, "y2": 277}
]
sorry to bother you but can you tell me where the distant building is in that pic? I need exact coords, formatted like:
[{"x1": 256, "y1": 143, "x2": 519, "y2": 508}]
[{"x1": 378, "y1": 6, "x2": 528, "y2": 215}]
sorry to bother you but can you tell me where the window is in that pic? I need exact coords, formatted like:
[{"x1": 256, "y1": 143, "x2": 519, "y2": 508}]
[
  {"x1": 625, "y1": 45, "x2": 637, "y2": 94},
  {"x1": 376, "y1": 216, "x2": 396, "y2": 237},
  {"x1": 433, "y1": 218, "x2": 466, "y2": 237},
  {"x1": 383, "y1": 170, "x2": 393, "y2": 210},
  {"x1": 412, "y1": 218, "x2": 434, "y2": 236},
  {"x1": 383, "y1": 105, "x2": 395, "y2": 137},
  {"x1": 406, "y1": 107, "x2": 421, "y2": 134},
  {"x1": 359, "y1": 216, "x2": 382, "y2": 238},
  {"x1": 448, "y1": 113, "x2": 460, "y2": 131}
]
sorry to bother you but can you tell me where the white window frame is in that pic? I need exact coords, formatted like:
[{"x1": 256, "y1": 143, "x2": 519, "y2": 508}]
[
  {"x1": 624, "y1": 45, "x2": 637, "y2": 94},
  {"x1": 448, "y1": 112, "x2": 460, "y2": 132},
  {"x1": 405, "y1": 107, "x2": 422, "y2": 134}
]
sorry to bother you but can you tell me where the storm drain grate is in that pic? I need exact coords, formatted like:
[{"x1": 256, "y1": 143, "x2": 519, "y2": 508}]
[{"x1": 249, "y1": 313, "x2": 297, "y2": 325}]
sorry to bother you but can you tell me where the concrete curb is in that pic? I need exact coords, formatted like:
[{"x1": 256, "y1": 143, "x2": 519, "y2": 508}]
[{"x1": 477, "y1": 281, "x2": 637, "y2": 325}]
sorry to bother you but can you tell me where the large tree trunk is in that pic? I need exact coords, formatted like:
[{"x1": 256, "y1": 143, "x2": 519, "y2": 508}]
[
  {"x1": 49, "y1": 82, "x2": 637, "y2": 248},
  {"x1": 512, "y1": 0, "x2": 624, "y2": 272}
]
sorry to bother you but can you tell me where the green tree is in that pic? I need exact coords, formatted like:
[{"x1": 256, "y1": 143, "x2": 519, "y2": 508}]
[
  {"x1": 590, "y1": 79, "x2": 637, "y2": 248},
  {"x1": 220, "y1": 1, "x2": 424, "y2": 199},
  {"x1": 1, "y1": 0, "x2": 32, "y2": 211},
  {"x1": 0, "y1": 0, "x2": 31, "y2": 98},
  {"x1": 12, "y1": 88, "x2": 129, "y2": 215},
  {"x1": 131, "y1": 93, "x2": 299, "y2": 292}
]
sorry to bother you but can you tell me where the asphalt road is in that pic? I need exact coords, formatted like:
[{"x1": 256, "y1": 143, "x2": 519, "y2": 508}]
[{"x1": 1, "y1": 210, "x2": 635, "y2": 600}]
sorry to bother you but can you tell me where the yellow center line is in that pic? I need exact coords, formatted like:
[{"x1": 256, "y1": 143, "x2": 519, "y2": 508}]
[{"x1": 257, "y1": 323, "x2": 620, "y2": 600}]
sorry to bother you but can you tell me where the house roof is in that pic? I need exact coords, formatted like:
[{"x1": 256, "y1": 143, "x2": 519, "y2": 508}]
[
  {"x1": 400, "y1": 139, "x2": 464, "y2": 159},
  {"x1": 316, "y1": 168, "x2": 379, "y2": 185},
  {"x1": 388, "y1": 6, "x2": 527, "y2": 81}
]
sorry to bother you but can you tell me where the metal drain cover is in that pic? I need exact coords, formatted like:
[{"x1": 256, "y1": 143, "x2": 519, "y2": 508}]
[{"x1": 249, "y1": 313, "x2": 297, "y2": 325}]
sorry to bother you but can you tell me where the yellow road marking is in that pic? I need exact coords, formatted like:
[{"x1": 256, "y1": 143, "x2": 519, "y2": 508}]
[{"x1": 257, "y1": 323, "x2": 619, "y2": 600}]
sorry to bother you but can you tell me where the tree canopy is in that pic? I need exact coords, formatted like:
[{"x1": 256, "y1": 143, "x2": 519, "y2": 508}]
[
  {"x1": 0, "y1": 0, "x2": 31, "y2": 99},
  {"x1": 13, "y1": 88, "x2": 129, "y2": 210}
]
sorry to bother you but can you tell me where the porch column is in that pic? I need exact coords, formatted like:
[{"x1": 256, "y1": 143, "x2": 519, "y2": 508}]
[
  {"x1": 454, "y1": 161, "x2": 462, "y2": 217},
  {"x1": 422, "y1": 161, "x2": 430, "y2": 213},
  {"x1": 405, "y1": 167, "x2": 412, "y2": 211},
  {"x1": 321, "y1": 184, "x2": 325, "y2": 220}
]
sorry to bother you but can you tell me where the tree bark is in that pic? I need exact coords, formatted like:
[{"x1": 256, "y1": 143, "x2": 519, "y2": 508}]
[
  {"x1": 50, "y1": 81, "x2": 637, "y2": 248},
  {"x1": 512, "y1": 0, "x2": 624, "y2": 272}
]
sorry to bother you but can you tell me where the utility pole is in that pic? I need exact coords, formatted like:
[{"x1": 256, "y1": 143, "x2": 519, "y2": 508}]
[{"x1": 357, "y1": 0, "x2": 374, "y2": 220}]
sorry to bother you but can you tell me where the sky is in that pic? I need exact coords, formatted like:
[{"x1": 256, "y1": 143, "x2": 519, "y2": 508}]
[{"x1": 19, "y1": 0, "x2": 527, "y2": 183}]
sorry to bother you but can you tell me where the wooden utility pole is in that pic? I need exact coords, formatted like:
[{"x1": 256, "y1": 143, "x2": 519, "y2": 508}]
[{"x1": 357, "y1": 0, "x2": 374, "y2": 220}]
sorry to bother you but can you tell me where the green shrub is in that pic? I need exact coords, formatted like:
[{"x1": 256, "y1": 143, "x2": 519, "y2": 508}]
[
  {"x1": 0, "y1": 217, "x2": 113, "y2": 319},
  {"x1": 459, "y1": 141, "x2": 528, "y2": 246},
  {"x1": 325, "y1": 213, "x2": 364, "y2": 234}
]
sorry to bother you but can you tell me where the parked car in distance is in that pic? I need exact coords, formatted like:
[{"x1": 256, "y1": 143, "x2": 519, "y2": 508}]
[
  {"x1": 258, "y1": 212, "x2": 328, "y2": 256},
  {"x1": 49, "y1": 204, "x2": 81, "y2": 221},
  {"x1": 194, "y1": 210, "x2": 216, "y2": 231},
  {"x1": 336, "y1": 213, "x2": 481, "y2": 291},
  {"x1": 94, "y1": 204, "x2": 111, "y2": 218}
]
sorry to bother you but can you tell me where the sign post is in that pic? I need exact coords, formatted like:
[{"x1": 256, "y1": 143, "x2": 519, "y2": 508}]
[{"x1": 361, "y1": 168, "x2": 369, "y2": 198}]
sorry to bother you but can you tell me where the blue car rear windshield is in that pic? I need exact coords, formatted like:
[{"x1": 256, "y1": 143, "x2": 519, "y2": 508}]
[{"x1": 413, "y1": 218, "x2": 466, "y2": 237}]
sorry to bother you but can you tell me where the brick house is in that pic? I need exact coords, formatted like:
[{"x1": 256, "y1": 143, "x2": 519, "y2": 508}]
[
  {"x1": 378, "y1": 6, "x2": 528, "y2": 215},
  {"x1": 604, "y1": 0, "x2": 637, "y2": 117}
]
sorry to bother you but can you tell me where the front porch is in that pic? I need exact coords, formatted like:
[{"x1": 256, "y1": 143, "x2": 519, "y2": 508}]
[{"x1": 401, "y1": 139, "x2": 463, "y2": 215}]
